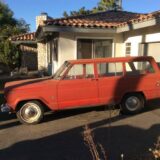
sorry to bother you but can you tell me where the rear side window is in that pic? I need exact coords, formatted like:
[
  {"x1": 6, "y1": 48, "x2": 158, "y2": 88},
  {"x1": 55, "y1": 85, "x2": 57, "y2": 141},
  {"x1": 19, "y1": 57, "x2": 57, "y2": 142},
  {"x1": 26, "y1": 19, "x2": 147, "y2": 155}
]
[
  {"x1": 85, "y1": 64, "x2": 94, "y2": 78},
  {"x1": 125, "y1": 61, "x2": 155, "y2": 75},
  {"x1": 97, "y1": 62, "x2": 123, "y2": 77}
]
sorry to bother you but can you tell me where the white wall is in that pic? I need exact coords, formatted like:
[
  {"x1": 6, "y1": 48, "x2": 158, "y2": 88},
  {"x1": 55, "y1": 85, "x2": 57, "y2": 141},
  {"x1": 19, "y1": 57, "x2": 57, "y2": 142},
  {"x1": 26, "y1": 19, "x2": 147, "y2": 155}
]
[
  {"x1": 57, "y1": 32, "x2": 124, "y2": 70},
  {"x1": 39, "y1": 25, "x2": 160, "y2": 74},
  {"x1": 58, "y1": 33, "x2": 76, "y2": 69},
  {"x1": 124, "y1": 26, "x2": 160, "y2": 56},
  {"x1": 114, "y1": 33, "x2": 125, "y2": 57},
  {"x1": 145, "y1": 33, "x2": 160, "y2": 43}
]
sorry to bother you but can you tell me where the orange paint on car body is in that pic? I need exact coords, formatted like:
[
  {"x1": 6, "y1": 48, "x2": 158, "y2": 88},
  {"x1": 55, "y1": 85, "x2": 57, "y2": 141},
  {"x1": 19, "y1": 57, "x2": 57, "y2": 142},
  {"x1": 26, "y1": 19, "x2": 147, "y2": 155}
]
[{"x1": 3, "y1": 56, "x2": 160, "y2": 112}]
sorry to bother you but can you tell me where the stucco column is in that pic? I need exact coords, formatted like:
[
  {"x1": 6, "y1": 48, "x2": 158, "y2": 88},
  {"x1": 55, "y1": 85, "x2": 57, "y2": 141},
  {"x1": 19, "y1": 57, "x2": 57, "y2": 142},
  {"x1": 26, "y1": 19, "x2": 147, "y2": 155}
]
[
  {"x1": 37, "y1": 42, "x2": 48, "y2": 71},
  {"x1": 36, "y1": 13, "x2": 48, "y2": 71}
]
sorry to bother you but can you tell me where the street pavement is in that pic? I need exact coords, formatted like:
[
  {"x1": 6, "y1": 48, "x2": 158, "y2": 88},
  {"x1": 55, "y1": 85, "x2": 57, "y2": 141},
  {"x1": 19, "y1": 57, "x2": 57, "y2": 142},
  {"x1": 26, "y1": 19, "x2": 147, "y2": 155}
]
[{"x1": 0, "y1": 105, "x2": 160, "y2": 160}]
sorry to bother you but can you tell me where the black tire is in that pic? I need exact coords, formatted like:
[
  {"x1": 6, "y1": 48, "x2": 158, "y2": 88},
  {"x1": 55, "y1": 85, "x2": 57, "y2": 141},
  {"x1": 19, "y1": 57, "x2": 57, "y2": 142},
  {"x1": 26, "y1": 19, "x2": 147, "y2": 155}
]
[
  {"x1": 17, "y1": 101, "x2": 44, "y2": 125},
  {"x1": 121, "y1": 93, "x2": 144, "y2": 115}
]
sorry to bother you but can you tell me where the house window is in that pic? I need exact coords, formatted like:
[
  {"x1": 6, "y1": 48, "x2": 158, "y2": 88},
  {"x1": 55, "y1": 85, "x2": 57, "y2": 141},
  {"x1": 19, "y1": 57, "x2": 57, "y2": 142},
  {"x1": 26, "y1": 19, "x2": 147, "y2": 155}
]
[
  {"x1": 77, "y1": 39, "x2": 92, "y2": 59},
  {"x1": 77, "y1": 39, "x2": 112, "y2": 59},
  {"x1": 53, "y1": 39, "x2": 58, "y2": 61},
  {"x1": 47, "y1": 39, "x2": 58, "y2": 64},
  {"x1": 125, "y1": 43, "x2": 131, "y2": 56}
]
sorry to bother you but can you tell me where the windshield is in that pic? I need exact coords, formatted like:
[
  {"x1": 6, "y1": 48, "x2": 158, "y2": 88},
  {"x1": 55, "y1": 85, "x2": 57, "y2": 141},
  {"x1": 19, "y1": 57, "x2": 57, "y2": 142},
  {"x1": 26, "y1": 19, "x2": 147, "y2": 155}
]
[{"x1": 53, "y1": 61, "x2": 70, "y2": 80}]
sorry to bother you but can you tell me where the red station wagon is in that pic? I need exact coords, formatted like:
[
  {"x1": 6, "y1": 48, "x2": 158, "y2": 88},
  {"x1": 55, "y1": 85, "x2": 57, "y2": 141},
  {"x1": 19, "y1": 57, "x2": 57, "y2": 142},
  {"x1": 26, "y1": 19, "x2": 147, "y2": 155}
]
[{"x1": 1, "y1": 56, "x2": 160, "y2": 124}]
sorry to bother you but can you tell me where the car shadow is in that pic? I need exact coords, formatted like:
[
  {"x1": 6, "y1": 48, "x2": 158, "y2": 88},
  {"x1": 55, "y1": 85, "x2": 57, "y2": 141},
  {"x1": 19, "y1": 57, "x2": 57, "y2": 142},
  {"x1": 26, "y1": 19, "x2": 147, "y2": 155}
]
[
  {"x1": 0, "y1": 112, "x2": 17, "y2": 121},
  {"x1": 43, "y1": 105, "x2": 110, "y2": 123},
  {"x1": 0, "y1": 102, "x2": 160, "y2": 130},
  {"x1": 0, "y1": 106, "x2": 110, "y2": 130}
]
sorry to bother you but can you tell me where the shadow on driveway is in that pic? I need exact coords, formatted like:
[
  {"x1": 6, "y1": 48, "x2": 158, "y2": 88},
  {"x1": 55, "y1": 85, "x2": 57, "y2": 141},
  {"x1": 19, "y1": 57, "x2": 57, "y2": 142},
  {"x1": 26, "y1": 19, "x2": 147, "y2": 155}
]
[
  {"x1": 0, "y1": 114, "x2": 158, "y2": 160},
  {"x1": 0, "y1": 103, "x2": 160, "y2": 159}
]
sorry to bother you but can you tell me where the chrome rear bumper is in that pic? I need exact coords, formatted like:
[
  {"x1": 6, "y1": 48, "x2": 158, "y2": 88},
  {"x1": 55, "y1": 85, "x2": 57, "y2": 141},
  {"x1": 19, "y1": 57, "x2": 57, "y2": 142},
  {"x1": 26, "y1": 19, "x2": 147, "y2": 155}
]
[{"x1": 1, "y1": 104, "x2": 11, "y2": 113}]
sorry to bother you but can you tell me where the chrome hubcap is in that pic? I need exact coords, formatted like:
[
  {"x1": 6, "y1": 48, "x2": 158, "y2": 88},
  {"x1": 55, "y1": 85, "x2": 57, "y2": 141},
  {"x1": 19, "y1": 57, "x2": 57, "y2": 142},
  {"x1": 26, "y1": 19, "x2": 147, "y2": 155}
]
[
  {"x1": 125, "y1": 96, "x2": 140, "y2": 111},
  {"x1": 20, "y1": 103, "x2": 41, "y2": 123},
  {"x1": 24, "y1": 108, "x2": 37, "y2": 118}
]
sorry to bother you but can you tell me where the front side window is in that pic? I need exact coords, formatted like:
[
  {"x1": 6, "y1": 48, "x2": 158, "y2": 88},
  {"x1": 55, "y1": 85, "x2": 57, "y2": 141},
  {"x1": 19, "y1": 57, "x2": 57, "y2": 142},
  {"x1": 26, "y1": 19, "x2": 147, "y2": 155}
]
[
  {"x1": 97, "y1": 62, "x2": 123, "y2": 77},
  {"x1": 53, "y1": 61, "x2": 70, "y2": 79},
  {"x1": 125, "y1": 61, "x2": 155, "y2": 75},
  {"x1": 67, "y1": 64, "x2": 83, "y2": 79},
  {"x1": 64, "y1": 63, "x2": 94, "y2": 80}
]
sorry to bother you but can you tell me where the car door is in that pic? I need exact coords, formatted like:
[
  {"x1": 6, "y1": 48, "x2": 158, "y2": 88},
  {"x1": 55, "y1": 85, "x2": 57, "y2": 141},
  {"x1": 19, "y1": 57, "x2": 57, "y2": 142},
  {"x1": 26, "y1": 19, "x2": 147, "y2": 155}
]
[
  {"x1": 96, "y1": 62, "x2": 124, "y2": 105},
  {"x1": 57, "y1": 63, "x2": 99, "y2": 109}
]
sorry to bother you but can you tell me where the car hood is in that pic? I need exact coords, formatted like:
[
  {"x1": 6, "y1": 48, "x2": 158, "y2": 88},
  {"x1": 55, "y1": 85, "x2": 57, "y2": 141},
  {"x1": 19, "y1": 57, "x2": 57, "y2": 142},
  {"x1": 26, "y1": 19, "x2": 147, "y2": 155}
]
[{"x1": 4, "y1": 77, "x2": 56, "y2": 92}]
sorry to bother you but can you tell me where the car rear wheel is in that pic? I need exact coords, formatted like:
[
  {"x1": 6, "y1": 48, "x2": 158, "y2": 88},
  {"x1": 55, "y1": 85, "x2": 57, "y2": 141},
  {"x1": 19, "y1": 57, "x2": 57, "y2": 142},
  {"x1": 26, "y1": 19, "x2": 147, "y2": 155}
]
[
  {"x1": 121, "y1": 94, "x2": 144, "y2": 114},
  {"x1": 17, "y1": 101, "x2": 44, "y2": 125}
]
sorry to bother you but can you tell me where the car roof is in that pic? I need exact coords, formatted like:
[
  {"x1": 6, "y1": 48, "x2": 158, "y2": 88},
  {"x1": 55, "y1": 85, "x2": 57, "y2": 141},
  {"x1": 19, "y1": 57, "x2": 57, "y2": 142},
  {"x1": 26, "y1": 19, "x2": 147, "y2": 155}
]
[{"x1": 68, "y1": 56, "x2": 154, "y2": 64}]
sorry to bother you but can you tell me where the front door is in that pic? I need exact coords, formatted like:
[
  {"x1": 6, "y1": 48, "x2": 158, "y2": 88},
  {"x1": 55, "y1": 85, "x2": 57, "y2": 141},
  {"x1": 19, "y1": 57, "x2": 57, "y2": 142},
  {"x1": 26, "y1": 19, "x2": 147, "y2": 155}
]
[{"x1": 58, "y1": 63, "x2": 99, "y2": 109}]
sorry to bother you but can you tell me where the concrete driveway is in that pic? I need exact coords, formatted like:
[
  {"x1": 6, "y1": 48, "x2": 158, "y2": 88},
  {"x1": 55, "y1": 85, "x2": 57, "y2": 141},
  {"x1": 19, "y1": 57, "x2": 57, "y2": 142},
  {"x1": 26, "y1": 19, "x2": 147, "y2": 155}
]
[{"x1": 0, "y1": 104, "x2": 160, "y2": 160}]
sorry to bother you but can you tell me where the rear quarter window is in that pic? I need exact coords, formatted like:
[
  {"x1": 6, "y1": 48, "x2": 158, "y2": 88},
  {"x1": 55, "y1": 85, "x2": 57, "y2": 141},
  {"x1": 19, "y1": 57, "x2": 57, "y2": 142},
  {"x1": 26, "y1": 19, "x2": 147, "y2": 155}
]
[{"x1": 125, "y1": 61, "x2": 155, "y2": 75}]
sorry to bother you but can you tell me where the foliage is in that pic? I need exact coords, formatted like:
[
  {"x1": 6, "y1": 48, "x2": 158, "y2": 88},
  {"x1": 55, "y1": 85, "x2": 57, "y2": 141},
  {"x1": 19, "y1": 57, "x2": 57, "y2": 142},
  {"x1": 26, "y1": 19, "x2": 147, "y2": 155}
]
[
  {"x1": 63, "y1": 7, "x2": 92, "y2": 17},
  {"x1": 0, "y1": 40, "x2": 21, "y2": 69},
  {"x1": 63, "y1": 0, "x2": 121, "y2": 17},
  {"x1": 149, "y1": 137, "x2": 160, "y2": 159},
  {"x1": 96, "y1": 0, "x2": 116, "y2": 11},
  {"x1": 0, "y1": 1, "x2": 30, "y2": 69}
]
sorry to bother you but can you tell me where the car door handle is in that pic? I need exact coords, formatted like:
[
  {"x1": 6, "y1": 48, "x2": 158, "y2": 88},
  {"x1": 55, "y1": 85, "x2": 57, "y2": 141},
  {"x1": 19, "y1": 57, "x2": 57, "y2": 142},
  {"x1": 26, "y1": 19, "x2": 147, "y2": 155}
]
[{"x1": 91, "y1": 78, "x2": 98, "y2": 81}]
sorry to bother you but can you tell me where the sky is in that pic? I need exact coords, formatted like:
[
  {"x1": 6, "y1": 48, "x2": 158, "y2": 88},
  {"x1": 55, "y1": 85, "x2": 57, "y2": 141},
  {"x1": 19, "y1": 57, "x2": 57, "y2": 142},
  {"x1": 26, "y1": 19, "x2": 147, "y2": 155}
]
[{"x1": 3, "y1": 0, "x2": 160, "y2": 32}]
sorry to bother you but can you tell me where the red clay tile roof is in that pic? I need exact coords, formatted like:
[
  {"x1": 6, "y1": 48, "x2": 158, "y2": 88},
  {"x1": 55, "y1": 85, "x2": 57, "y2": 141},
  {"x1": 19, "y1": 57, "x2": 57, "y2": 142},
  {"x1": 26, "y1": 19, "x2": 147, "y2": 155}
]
[
  {"x1": 10, "y1": 32, "x2": 36, "y2": 41},
  {"x1": 11, "y1": 10, "x2": 160, "y2": 41},
  {"x1": 45, "y1": 10, "x2": 160, "y2": 28},
  {"x1": 118, "y1": 10, "x2": 160, "y2": 27},
  {"x1": 45, "y1": 10, "x2": 146, "y2": 28}
]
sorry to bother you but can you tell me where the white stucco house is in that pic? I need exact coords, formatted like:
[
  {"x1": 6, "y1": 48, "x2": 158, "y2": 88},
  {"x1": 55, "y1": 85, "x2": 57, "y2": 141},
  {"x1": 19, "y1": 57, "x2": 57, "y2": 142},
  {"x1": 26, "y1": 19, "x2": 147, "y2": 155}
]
[{"x1": 11, "y1": 4, "x2": 160, "y2": 75}]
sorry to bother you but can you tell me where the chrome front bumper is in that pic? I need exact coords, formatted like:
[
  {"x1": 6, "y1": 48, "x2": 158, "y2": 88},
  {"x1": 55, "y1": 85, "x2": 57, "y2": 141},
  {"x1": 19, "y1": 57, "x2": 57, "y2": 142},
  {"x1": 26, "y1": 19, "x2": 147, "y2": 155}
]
[{"x1": 1, "y1": 104, "x2": 11, "y2": 113}]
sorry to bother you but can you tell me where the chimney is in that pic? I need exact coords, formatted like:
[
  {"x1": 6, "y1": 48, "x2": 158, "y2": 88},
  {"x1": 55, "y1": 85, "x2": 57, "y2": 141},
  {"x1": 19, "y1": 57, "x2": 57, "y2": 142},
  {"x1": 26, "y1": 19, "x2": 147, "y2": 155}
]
[
  {"x1": 36, "y1": 12, "x2": 48, "y2": 29},
  {"x1": 115, "y1": 0, "x2": 122, "y2": 11}
]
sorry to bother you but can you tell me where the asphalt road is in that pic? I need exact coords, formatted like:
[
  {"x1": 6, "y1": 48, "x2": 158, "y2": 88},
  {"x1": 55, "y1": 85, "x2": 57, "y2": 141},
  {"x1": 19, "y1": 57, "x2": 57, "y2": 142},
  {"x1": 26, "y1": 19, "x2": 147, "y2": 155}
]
[{"x1": 0, "y1": 104, "x2": 160, "y2": 160}]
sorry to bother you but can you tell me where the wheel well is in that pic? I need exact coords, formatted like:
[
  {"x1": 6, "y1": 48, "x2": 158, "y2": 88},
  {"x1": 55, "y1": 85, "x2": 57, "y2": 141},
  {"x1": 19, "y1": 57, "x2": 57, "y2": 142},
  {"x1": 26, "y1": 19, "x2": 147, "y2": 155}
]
[
  {"x1": 122, "y1": 92, "x2": 146, "y2": 102},
  {"x1": 16, "y1": 99, "x2": 50, "y2": 112}
]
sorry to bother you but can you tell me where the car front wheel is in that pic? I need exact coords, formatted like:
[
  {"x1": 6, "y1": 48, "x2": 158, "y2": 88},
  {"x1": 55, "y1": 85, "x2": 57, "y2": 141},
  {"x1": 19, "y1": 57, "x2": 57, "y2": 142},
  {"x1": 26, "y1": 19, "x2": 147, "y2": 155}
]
[
  {"x1": 17, "y1": 101, "x2": 44, "y2": 125},
  {"x1": 121, "y1": 94, "x2": 144, "y2": 114}
]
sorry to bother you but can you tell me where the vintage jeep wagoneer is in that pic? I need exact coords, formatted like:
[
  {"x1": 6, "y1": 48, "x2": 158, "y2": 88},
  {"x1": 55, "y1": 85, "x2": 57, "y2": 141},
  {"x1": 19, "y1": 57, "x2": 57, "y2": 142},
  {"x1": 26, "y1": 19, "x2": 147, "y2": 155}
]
[{"x1": 1, "y1": 56, "x2": 160, "y2": 124}]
